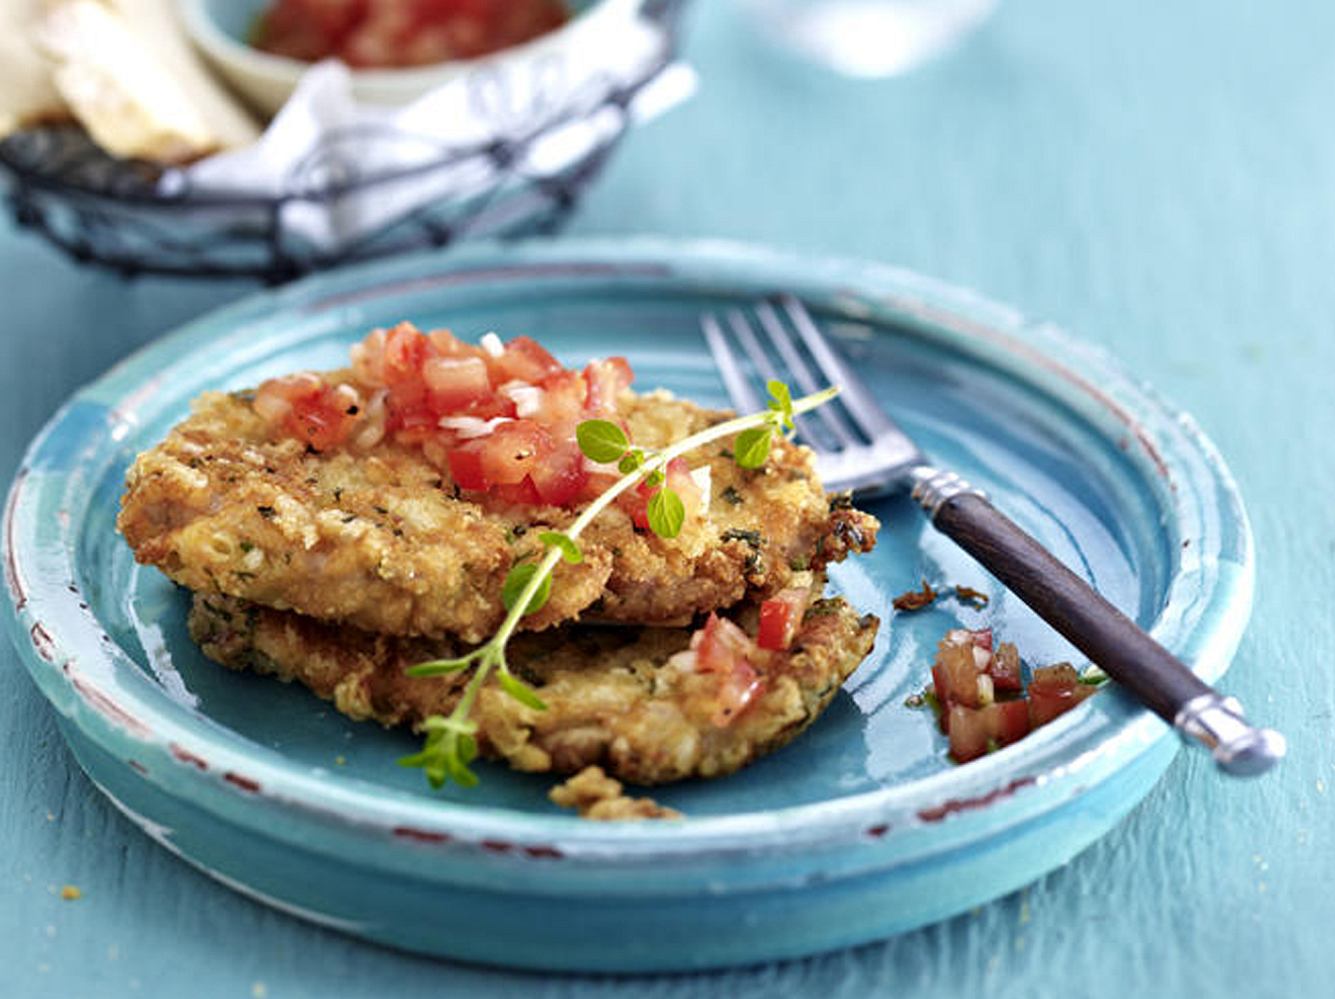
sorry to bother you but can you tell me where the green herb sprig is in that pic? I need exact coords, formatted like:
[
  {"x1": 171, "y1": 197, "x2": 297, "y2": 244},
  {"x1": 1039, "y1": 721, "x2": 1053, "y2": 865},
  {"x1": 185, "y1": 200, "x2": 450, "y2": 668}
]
[{"x1": 399, "y1": 380, "x2": 835, "y2": 788}]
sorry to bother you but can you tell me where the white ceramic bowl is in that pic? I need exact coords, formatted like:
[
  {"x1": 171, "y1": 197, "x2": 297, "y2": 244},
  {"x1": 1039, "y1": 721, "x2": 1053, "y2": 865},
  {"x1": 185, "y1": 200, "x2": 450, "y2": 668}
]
[{"x1": 177, "y1": 0, "x2": 641, "y2": 117}]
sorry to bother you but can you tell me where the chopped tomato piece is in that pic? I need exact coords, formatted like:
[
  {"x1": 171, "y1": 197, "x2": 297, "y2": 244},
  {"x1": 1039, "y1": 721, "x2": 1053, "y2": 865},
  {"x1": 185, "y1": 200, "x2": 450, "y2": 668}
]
[
  {"x1": 254, "y1": 373, "x2": 359, "y2": 452},
  {"x1": 423, "y1": 356, "x2": 491, "y2": 411},
  {"x1": 693, "y1": 613, "x2": 764, "y2": 727},
  {"x1": 583, "y1": 357, "x2": 634, "y2": 413},
  {"x1": 757, "y1": 586, "x2": 812, "y2": 651},
  {"x1": 528, "y1": 441, "x2": 587, "y2": 507},
  {"x1": 489, "y1": 336, "x2": 564, "y2": 385},
  {"x1": 426, "y1": 327, "x2": 484, "y2": 360},
  {"x1": 1027, "y1": 664, "x2": 1096, "y2": 726},
  {"x1": 969, "y1": 628, "x2": 993, "y2": 652},
  {"x1": 382, "y1": 322, "x2": 434, "y2": 387},
  {"x1": 491, "y1": 478, "x2": 542, "y2": 507},
  {"x1": 349, "y1": 327, "x2": 388, "y2": 385},
  {"x1": 947, "y1": 705, "x2": 990, "y2": 763},
  {"x1": 983, "y1": 700, "x2": 1030, "y2": 746},
  {"x1": 531, "y1": 370, "x2": 587, "y2": 428},
  {"x1": 478, "y1": 420, "x2": 548, "y2": 485},
  {"x1": 934, "y1": 634, "x2": 984, "y2": 708},
  {"x1": 988, "y1": 641, "x2": 1023, "y2": 693},
  {"x1": 446, "y1": 442, "x2": 489, "y2": 491}
]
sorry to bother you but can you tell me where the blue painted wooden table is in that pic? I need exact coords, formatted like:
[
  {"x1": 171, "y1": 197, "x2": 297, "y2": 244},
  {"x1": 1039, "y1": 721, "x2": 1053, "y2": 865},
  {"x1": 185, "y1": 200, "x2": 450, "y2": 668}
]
[{"x1": 2, "y1": 1, "x2": 1330, "y2": 996}]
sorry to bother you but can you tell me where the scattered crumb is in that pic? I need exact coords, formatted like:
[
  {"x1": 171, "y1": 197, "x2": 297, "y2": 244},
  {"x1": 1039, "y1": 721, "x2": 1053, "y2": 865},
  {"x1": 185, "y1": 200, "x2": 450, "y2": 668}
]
[
  {"x1": 46, "y1": 811, "x2": 55, "y2": 822},
  {"x1": 1317, "y1": 778, "x2": 1326, "y2": 795},
  {"x1": 61, "y1": 885, "x2": 81, "y2": 901},
  {"x1": 550, "y1": 767, "x2": 682, "y2": 821},
  {"x1": 334, "y1": 755, "x2": 347, "y2": 766},
  {"x1": 251, "y1": 982, "x2": 268, "y2": 999},
  {"x1": 892, "y1": 579, "x2": 937, "y2": 612},
  {"x1": 954, "y1": 585, "x2": 989, "y2": 607}
]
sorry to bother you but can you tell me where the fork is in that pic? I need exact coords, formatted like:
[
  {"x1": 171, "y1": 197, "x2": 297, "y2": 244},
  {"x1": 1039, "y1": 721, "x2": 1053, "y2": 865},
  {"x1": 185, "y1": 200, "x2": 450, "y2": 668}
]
[{"x1": 703, "y1": 294, "x2": 1285, "y2": 776}]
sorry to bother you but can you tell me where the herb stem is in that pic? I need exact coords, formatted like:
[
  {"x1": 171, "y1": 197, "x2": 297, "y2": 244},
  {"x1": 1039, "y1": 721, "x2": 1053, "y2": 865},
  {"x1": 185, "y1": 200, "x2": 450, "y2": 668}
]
[{"x1": 402, "y1": 383, "x2": 840, "y2": 787}]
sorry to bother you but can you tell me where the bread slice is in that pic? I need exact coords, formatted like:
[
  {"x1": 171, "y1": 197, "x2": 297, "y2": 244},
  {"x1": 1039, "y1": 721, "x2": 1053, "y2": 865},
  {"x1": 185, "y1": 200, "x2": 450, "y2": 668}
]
[
  {"x1": 0, "y1": 0, "x2": 67, "y2": 138},
  {"x1": 37, "y1": 0, "x2": 258, "y2": 162}
]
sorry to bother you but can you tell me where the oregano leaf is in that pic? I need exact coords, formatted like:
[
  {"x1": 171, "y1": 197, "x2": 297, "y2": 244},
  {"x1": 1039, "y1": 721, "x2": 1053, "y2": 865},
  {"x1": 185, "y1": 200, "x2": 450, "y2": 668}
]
[
  {"x1": 502, "y1": 562, "x2": 552, "y2": 615},
  {"x1": 405, "y1": 657, "x2": 472, "y2": 677},
  {"x1": 538, "y1": 530, "x2": 583, "y2": 564},
  {"x1": 734, "y1": 427, "x2": 773, "y2": 469},
  {"x1": 767, "y1": 379, "x2": 794, "y2": 428},
  {"x1": 646, "y1": 487, "x2": 686, "y2": 539},
  {"x1": 576, "y1": 419, "x2": 629, "y2": 463},
  {"x1": 497, "y1": 670, "x2": 548, "y2": 710}
]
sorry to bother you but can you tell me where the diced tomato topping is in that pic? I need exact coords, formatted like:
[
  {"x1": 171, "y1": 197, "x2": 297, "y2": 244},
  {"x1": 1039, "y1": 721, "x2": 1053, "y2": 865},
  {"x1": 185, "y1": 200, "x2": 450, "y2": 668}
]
[
  {"x1": 1027, "y1": 664, "x2": 1096, "y2": 726},
  {"x1": 491, "y1": 478, "x2": 542, "y2": 507},
  {"x1": 930, "y1": 629, "x2": 1091, "y2": 763},
  {"x1": 423, "y1": 356, "x2": 491, "y2": 410},
  {"x1": 257, "y1": 323, "x2": 638, "y2": 511},
  {"x1": 947, "y1": 705, "x2": 990, "y2": 763},
  {"x1": 983, "y1": 700, "x2": 1030, "y2": 746},
  {"x1": 693, "y1": 613, "x2": 764, "y2": 727},
  {"x1": 426, "y1": 327, "x2": 484, "y2": 360},
  {"x1": 488, "y1": 336, "x2": 564, "y2": 385},
  {"x1": 254, "y1": 373, "x2": 359, "y2": 452},
  {"x1": 583, "y1": 357, "x2": 633, "y2": 414},
  {"x1": 382, "y1": 322, "x2": 434, "y2": 387},
  {"x1": 757, "y1": 586, "x2": 812, "y2": 651},
  {"x1": 934, "y1": 634, "x2": 984, "y2": 708},
  {"x1": 988, "y1": 641, "x2": 1023, "y2": 693},
  {"x1": 478, "y1": 420, "x2": 548, "y2": 485},
  {"x1": 528, "y1": 440, "x2": 587, "y2": 507},
  {"x1": 531, "y1": 370, "x2": 587, "y2": 428},
  {"x1": 446, "y1": 442, "x2": 489, "y2": 491}
]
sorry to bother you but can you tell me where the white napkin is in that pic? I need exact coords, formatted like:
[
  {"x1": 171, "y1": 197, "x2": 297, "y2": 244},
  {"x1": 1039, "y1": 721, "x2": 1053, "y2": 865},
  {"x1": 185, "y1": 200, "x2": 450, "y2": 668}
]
[{"x1": 166, "y1": 11, "x2": 694, "y2": 252}]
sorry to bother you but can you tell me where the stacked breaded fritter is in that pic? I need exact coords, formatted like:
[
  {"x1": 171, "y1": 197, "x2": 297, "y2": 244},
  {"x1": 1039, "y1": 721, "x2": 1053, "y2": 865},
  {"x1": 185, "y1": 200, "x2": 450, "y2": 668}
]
[{"x1": 119, "y1": 330, "x2": 882, "y2": 787}]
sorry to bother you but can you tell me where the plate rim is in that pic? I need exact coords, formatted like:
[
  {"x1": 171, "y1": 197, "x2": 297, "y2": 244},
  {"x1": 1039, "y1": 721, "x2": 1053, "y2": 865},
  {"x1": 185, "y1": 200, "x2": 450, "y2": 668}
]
[{"x1": 2, "y1": 236, "x2": 1254, "y2": 862}]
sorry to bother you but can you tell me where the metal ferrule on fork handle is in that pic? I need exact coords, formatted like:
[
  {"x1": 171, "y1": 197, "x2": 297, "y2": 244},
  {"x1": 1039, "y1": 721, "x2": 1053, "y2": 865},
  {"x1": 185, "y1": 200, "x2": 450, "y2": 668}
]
[{"x1": 908, "y1": 465, "x2": 986, "y2": 517}]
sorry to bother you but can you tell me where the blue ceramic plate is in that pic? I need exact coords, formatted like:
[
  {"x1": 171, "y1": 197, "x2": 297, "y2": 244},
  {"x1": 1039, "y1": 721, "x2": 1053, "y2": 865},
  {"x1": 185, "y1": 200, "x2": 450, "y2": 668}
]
[{"x1": 2, "y1": 239, "x2": 1253, "y2": 971}]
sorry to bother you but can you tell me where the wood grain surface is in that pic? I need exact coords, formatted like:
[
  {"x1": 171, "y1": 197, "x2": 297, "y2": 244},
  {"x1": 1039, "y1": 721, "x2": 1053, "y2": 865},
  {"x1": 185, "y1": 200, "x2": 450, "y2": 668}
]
[{"x1": 2, "y1": 1, "x2": 1331, "y2": 996}]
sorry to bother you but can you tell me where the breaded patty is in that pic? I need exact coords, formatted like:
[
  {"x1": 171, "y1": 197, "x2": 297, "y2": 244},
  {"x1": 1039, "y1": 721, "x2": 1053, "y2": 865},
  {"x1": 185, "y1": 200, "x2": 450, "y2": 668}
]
[
  {"x1": 121, "y1": 387, "x2": 878, "y2": 643},
  {"x1": 188, "y1": 592, "x2": 879, "y2": 785}
]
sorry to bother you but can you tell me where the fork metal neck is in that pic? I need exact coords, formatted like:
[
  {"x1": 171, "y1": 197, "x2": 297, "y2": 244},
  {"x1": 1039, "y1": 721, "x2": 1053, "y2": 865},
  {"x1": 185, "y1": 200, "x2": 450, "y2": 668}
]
[{"x1": 909, "y1": 465, "x2": 987, "y2": 518}]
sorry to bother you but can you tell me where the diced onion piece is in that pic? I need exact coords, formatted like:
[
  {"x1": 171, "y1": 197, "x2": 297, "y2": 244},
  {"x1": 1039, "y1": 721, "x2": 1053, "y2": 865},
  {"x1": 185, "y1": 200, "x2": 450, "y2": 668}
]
[
  {"x1": 499, "y1": 380, "x2": 544, "y2": 418},
  {"x1": 479, "y1": 332, "x2": 505, "y2": 358},
  {"x1": 438, "y1": 415, "x2": 514, "y2": 439}
]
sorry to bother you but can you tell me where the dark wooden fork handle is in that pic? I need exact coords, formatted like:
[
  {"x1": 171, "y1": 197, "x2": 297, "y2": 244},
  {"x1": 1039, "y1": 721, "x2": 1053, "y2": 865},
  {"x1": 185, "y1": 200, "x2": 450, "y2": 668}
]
[{"x1": 910, "y1": 468, "x2": 1285, "y2": 776}]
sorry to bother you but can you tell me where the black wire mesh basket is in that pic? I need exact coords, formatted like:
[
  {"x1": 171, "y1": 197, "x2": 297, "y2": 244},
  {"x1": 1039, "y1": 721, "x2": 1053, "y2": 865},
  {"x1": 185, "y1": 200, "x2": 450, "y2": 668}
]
[{"x1": 0, "y1": 0, "x2": 684, "y2": 283}]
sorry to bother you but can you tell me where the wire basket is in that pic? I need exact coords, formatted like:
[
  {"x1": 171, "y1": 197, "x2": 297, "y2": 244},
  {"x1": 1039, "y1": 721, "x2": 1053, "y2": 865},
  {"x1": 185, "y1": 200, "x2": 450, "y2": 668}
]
[{"x1": 0, "y1": 0, "x2": 684, "y2": 283}]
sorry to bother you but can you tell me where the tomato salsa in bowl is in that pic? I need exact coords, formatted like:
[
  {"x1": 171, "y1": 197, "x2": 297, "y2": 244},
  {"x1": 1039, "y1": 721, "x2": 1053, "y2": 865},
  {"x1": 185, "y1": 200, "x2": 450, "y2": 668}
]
[
  {"x1": 251, "y1": 0, "x2": 572, "y2": 69},
  {"x1": 179, "y1": 0, "x2": 641, "y2": 115}
]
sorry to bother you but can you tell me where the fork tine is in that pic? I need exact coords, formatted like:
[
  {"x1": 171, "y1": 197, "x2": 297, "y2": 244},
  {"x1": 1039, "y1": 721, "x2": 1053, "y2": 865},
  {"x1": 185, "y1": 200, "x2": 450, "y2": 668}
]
[
  {"x1": 755, "y1": 299, "x2": 862, "y2": 448},
  {"x1": 725, "y1": 307, "x2": 827, "y2": 446},
  {"x1": 701, "y1": 311, "x2": 764, "y2": 413},
  {"x1": 778, "y1": 294, "x2": 896, "y2": 437}
]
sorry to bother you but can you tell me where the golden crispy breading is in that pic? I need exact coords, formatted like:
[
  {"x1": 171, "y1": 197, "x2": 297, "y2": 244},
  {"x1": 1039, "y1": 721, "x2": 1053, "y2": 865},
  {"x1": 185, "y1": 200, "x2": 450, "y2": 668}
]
[
  {"x1": 549, "y1": 766, "x2": 682, "y2": 821},
  {"x1": 187, "y1": 592, "x2": 879, "y2": 785},
  {"x1": 121, "y1": 386, "x2": 878, "y2": 642}
]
